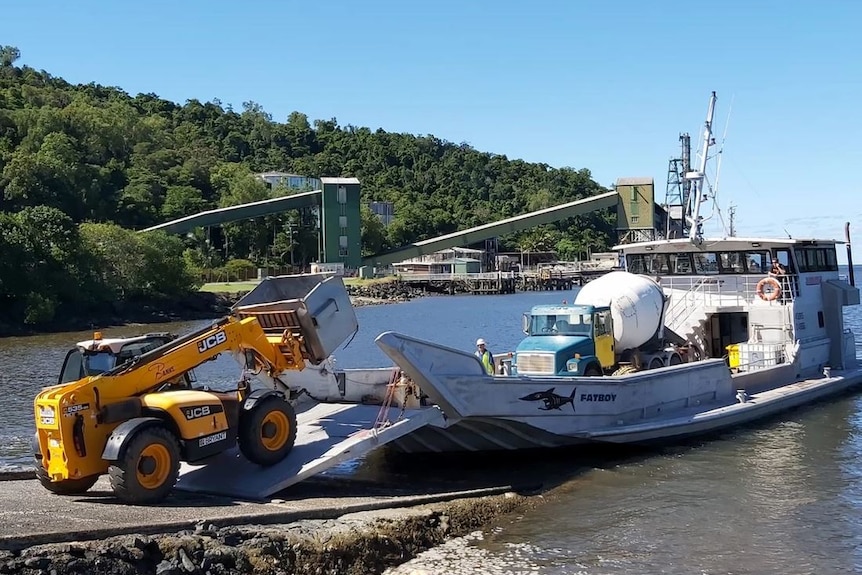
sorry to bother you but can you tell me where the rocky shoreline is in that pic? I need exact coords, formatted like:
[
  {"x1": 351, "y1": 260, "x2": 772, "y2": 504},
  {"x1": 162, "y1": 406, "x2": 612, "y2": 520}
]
[
  {"x1": 345, "y1": 280, "x2": 430, "y2": 307},
  {"x1": 0, "y1": 493, "x2": 531, "y2": 575}
]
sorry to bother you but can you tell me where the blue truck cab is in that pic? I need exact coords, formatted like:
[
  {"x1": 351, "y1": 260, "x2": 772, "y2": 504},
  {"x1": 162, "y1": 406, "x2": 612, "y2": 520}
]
[{"x1": 511, "y1": 304, "x2": 615, "y2": 376}]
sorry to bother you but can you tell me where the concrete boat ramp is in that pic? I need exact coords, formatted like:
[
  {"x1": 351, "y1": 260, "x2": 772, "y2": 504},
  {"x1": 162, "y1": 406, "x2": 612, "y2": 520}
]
[
  {"x1": 0, "y1": 402, "x2": 488, "y2": 551},
  {"x1": 0, "y1": 472, "x2": 514, "y2": 551}
]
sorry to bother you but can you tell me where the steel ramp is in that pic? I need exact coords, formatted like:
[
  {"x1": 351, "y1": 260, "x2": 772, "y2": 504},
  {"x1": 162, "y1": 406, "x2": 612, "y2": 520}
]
[{"x1": 174, "y1": 402, "x2": 445, "y2": 500}]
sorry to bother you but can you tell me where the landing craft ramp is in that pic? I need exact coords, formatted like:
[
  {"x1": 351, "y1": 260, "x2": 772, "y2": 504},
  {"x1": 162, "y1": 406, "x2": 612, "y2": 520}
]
[{"x1": 175, "y1": 402, "x2": 445, "y2": 500}]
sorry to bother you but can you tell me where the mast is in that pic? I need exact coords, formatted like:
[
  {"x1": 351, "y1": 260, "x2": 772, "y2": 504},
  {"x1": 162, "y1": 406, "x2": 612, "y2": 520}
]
[
  {"x1": 685, "y1": 91, "x2": 717, "y2": 244},
  {"x1": 728, "y1": 203, "x2": 736, "y2": 236}
]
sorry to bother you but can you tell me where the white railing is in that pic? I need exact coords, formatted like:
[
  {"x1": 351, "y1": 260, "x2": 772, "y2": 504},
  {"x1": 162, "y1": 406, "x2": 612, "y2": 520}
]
[
  {"x1": 664, "y1": 279, "x2": 710, "y2": 334},
  {"x1": 662, "y1": 274, "x2": 797, "y2": 336}
]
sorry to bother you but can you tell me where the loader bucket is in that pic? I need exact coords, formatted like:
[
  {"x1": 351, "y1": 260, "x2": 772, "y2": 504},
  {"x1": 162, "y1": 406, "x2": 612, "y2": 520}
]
[{"x1": 232, "y1": 273, "x2": 358, "y2": 364}]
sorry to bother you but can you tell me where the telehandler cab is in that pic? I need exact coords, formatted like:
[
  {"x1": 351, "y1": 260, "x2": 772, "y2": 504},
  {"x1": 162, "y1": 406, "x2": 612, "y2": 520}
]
[{"x1": 32, "y1": 274, "x2": 358, "y2": 504}]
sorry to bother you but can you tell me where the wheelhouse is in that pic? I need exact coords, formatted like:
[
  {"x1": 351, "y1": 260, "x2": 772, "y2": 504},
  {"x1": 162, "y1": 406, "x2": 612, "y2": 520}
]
[{"x1": 613, "y1": 237, "x2": 854, "y2": 372}]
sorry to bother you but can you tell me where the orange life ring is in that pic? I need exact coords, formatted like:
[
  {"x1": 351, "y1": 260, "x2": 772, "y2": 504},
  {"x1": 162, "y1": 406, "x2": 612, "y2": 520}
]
[{"x1": 756, "y1": 277, "x2": 781, "y2": 301}]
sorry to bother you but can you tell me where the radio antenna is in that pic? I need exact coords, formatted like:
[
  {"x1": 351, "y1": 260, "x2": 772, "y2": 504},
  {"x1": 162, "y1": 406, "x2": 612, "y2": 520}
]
[{"x1": 685, "y1": 91, "x2": 717, "y2": 245}]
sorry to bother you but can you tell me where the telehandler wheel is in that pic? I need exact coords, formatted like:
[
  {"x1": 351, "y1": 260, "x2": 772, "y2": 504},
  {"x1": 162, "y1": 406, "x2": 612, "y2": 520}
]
[
  {"x1": 34, "y1": 457, "x2": 99, "y2": 495},
  {"x1": 584, "y1": 364, "x2": 602, "y2": 377},
  {"x1": 239, "y1": 397, "x2": 297, "y2": 466},
  {"x1": 108, "y1": 426, "x2": 180, "y2": 504}
]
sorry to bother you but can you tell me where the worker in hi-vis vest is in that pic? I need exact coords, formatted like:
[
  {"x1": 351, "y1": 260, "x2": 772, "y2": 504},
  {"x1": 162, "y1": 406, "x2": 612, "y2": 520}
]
[{"x1": 475, "y1": 338, "x2": 495, "y2": 375}]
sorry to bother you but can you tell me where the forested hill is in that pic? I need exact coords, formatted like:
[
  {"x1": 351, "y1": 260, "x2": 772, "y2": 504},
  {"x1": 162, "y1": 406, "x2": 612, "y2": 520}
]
[{"x1": 0, "y1": 48, "x2": 615, "y2": 330}]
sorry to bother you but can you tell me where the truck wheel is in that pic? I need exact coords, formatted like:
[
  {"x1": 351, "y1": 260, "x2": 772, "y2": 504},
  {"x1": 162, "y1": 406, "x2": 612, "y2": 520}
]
[
  {"x1": 239, "y1": 397, "x2": 297, "y2": 466},
  {"x1": 649, "y1": 357, "x2": 664, "y2": 370},
  {"x1": 34, "y1": 456, "x2": 99, "y2": 495},
  {"x1": 108, "y1": 426, "x2": 180, "y2": 504},
  {"x1": 584, "y1": 364, "x2": 602, "y2": 376}
]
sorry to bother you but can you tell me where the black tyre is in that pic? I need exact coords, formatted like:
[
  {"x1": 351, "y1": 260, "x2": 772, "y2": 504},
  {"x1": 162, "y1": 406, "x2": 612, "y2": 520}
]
[
  {"x1": 669, "y1": 353, "x2": 683, "y2": 366},
  {"x1": 649, "y1": 357, "x2": 665, "y2": 370},
  {"x1": 584, "y1": 364, "x2": 603, "y2": 376},
  {"x1": 108, "y1": 426, "x2": 180, "y2": 505},
  {"x1": 239, "y1": 397, "x2": 297, "y2": 466},
  {"x1": 34, "y1": 456, "x2": 99, "y2": 495}
]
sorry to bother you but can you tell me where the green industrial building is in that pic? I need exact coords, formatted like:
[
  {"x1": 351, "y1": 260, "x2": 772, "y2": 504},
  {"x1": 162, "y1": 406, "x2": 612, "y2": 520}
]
[
  {"x1": 318, "y1": 177, "x2": 362, "y2": 269},
  {"x1": 615, "y1": 177, "x2": 669, "y2": 244}
]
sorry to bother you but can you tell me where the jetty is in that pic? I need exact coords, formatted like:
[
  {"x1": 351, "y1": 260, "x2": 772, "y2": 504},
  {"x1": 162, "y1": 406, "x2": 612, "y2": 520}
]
[{"x1": 397, "y1": 271, "x2": 518, "y2": 294}]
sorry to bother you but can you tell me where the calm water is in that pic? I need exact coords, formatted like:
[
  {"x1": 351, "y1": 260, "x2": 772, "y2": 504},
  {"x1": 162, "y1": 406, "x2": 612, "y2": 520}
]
[
  {"x1": 4, "y1": 279, "x2": 862, "y2": 574},
  {"x1": 0, "y1": 290, "x2": 568, "y2": 469}
]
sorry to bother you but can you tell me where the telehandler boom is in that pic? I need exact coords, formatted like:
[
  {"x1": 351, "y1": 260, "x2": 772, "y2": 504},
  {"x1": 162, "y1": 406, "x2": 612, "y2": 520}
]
[{"x1": 33, "y1": 273, "x2": 357, "y2": 504}]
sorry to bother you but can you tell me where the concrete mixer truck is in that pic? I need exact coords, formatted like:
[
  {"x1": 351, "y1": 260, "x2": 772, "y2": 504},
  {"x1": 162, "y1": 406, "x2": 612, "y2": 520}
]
[{"x1": 511, "y1": 271, "x2": 685, "y2": 376}]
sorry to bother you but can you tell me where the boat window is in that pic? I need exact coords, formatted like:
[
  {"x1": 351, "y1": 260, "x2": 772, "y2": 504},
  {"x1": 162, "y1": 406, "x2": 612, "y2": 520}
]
[
  {"x1": 743, "y1": 251, "x2": 768, "y2": 274},
  {"x1": 626, "y1": 254, "x2": 647, "y2": 274},
  {"x1": 626, "y1": 253, "x2": 700, "y2": 275},
  {"x1": 796, "y1": 247, "x2": 839, "y2": 272},
  {"x1": 718, "y1": 252, "x2": 746, "y2": 274},
  {"x1": 693, "y1": 252, "x2": 720, "y2": 274},
  {"x1": 796, "y1": 249, "x2": 811, "y2": 271},
  {"x1": 648, "y1": 254, "x2": 670, "y2": 275},
  {"x1": 625, "y1": 254, "x2": 669, "y2": 275},
  {"x1": 669, "y1": 253, "x2": 693, "y2": 274},
  {"x1": 772, "y1": 249, "x2": 794, "y2": 273},
  {"x1": 813, "y1": 249, "x2": 826, "y2": 270}
]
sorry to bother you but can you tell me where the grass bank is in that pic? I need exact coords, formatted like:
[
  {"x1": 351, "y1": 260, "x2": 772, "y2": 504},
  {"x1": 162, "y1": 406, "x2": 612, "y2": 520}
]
[{"x1": 199, "y1": 276, "x2": 397, "y2": 295}]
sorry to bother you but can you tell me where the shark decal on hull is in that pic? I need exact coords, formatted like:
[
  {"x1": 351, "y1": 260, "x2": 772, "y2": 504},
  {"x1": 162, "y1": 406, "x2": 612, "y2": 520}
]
[{"x1": 519, "y1": 387, "x2": 577, "y2": 411}]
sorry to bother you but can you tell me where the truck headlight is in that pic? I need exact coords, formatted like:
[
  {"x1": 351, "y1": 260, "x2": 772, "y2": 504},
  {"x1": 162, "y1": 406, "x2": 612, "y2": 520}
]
[{"x1": 566, "y1": 359, "x2": 580, "y2": 373}]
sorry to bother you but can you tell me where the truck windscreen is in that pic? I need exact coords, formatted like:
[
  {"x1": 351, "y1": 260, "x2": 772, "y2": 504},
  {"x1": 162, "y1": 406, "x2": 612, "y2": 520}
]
[{"x1": 531, "y1": 313, "x2": 593, "y2": 336}]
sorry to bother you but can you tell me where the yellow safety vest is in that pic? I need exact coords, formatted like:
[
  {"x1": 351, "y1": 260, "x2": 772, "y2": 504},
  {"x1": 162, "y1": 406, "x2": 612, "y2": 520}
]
[{"x1": 477, "y1": 350, "x2": 494, "y2": 375}]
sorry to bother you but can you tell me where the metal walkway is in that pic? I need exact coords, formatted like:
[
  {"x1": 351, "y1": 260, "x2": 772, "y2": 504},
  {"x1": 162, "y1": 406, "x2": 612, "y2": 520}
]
[
  {"x1": 361, "y1": 191, "x2": 618, "y2": 267},
  {"x1": 174, "y1": 402, "x2": 445, "y2": 500},
  {"x1": 141, "y1": 190, "x2": 322, "y2": 235},
  {"x1": 141, "y1": 190, "x2": 618, "y2": 268}
]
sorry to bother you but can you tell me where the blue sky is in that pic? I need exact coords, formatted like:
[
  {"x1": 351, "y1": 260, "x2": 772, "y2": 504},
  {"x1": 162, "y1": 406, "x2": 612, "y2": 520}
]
[{"x1": 4, "y1": 0, "x2": 861, "y2": 260}]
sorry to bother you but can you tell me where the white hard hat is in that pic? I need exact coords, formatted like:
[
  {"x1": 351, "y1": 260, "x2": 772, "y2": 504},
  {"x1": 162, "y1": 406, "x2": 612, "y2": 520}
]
[{"x1": 476, "y1": 338, "x2": 486, "y2": 346}]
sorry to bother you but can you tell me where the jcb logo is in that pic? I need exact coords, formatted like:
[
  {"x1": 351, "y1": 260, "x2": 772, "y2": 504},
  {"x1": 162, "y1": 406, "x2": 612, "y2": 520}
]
[
  {"x1": 197, "y1": 330, "x2": 227, "y2": 353},
  {"x1": 184, "y1": 405, "x2": 211, "y2": 420}
]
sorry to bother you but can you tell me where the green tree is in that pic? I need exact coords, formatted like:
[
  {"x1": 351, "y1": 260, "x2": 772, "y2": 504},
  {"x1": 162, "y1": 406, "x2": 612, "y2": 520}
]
[
  {"x1": 3, "y1": 206, "x2": 88, "y2": 323},
  {"x1": 78, "y1": 223, "x2": 198, "y2": 299},
  {"x1": 360, "y1": 204, "x2": 387, "y2": 256},
  {"x1": 0, "y1": 46, "x2": 20, "y2": 67},
  {"x1": 161, "y1": 185, "x2": 208, "y2": 220},
  {"x1": 0, "y1": 57, "x2": 621, "y2": 332}
]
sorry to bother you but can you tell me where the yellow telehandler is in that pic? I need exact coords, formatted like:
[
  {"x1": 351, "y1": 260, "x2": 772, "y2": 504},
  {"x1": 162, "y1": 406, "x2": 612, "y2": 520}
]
[{"x1": 32, "y1": 273, "x2": 357, "y2": 504}]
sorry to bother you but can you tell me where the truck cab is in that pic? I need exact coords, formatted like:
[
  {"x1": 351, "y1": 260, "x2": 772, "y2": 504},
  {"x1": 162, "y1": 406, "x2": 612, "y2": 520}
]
[{"x1": 512, "y1": 304, "x2": 614, "y2": 376}]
